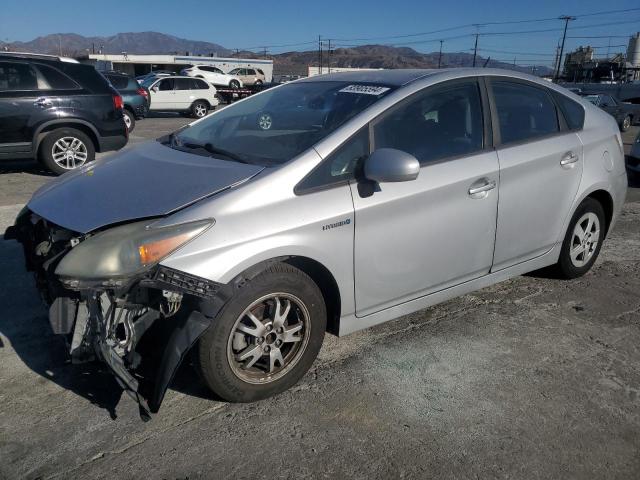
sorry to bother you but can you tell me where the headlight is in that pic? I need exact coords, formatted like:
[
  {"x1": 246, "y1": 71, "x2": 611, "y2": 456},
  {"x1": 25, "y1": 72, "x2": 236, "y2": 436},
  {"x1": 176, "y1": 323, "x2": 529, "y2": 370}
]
[{"x1": 55, "y1": 219, "x2": 212, "y2": 281}]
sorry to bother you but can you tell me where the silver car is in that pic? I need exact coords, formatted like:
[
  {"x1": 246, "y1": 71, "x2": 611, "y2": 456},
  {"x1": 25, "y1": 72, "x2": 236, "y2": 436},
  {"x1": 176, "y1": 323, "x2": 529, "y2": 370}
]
[{"x1": 8, "y1": 69, "x2": 627, "y2": 418}]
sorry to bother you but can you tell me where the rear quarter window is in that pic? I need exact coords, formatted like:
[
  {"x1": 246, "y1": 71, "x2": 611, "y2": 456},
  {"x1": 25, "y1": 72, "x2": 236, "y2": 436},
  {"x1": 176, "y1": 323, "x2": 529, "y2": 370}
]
[
  {"x1": 105, "y1": 74, "x2": 129, "y2": 90},
  {"x1": 552, "y1": 91, "x2": 585, "y2": 131}
]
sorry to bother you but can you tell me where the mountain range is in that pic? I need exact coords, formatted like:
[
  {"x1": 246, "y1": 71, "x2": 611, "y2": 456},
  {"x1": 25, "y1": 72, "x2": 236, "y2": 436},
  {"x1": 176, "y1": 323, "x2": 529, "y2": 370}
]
[{"x1": 0, "y1": 32, "x2": 553, "y2": 76}]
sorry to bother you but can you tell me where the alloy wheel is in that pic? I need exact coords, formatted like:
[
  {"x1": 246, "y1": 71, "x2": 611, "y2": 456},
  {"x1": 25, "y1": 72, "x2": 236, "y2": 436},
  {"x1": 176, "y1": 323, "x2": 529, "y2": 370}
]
[
  {"x1": 227, "y1": 293, "x2": 311, "y2": 384},
  {"x1": 51, "y1": 137, "x2": 88, "y2": 170},
  {"x1": 570, "y1": 212, "x2": 600, "y2": 268},
  {"x1": 258, "y1": 113, "x2": 272, "y2": 130},
  {"x1": 194, "y1": 103, "x2": 207, "y2": 117},
  {"x1": 123, "y1": 112, "x2": 132, "y2": 129}
]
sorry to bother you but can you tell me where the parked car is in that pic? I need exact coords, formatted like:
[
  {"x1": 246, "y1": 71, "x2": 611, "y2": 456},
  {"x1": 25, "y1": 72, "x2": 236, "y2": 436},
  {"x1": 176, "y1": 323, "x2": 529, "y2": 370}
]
[
  {"x1": 627, "y1": 130, "x2": 640, "y2": 182},
  {"x1": 583, "y1": 93, "x2": 640, "y2": 131},
  {"x1": 227, "y1": 67, "x2": 266, "y2": 86},
  {"x1": 7, "y1": 69, "x2": 627, "y2": 418},
  {"x1": 103, "y1": 71, "x2": 149, "y2": 133},
  {"x1": 142, "y1": 75, "x2": 219, "y2": 118},
  {"x1": 0, "y1": 52, "x2": 127, "y2": 174},
  {"x1": 181, "y1": 65, "x2": 243, "y2": 89},
  {"x1": 135, "y1": 70, "x2": 176, "y2": 84}
]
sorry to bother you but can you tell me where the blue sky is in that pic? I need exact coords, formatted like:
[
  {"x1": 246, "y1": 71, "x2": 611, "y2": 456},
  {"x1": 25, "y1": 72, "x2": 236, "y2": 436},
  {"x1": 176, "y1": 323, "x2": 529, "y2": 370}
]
[{"x1": 1, "y1": 0, "x2": 639, "y2": 67}]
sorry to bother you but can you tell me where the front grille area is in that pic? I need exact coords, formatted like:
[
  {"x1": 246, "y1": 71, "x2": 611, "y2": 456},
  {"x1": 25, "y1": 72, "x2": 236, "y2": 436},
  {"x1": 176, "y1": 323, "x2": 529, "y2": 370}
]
[{"x1": 154, "y1": 266, "x2": 219, "y2": 298}]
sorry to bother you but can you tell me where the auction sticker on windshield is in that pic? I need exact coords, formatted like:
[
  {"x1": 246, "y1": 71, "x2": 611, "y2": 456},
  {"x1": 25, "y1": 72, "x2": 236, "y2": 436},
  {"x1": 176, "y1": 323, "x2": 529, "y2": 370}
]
[{"x1": 339, "y1": 85, "x2": 390, "y2": 95}]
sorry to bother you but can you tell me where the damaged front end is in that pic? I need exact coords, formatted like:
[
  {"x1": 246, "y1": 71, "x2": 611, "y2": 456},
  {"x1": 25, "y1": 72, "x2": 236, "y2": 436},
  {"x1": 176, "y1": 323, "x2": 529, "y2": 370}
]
[{"x1": 7, "y1": 210, "x2": 228, "y2": 420}]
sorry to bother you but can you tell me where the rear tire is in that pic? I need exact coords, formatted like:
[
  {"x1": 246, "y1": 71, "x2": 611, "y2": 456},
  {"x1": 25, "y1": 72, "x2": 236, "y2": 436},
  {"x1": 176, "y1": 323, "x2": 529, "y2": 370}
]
[
  {"x1": 191, "y1": 100, "x2": 209, "y2": 118},
  {"x1": 229, "y1": 80, "x2": 240, "y2": 89},
  {"x1": 123, "y1": 109, "x2": 136, "y2": 133},
  {"x1": 552, "y1": 197, "x2": 606, "y2": 279},
  {"x1": 39, "y1": 128, "x2": 95, "y2": 175},
  {"x1": 197, "y1": 263, "x2": 326, "y2": 402},
  {"x1": 620, "y1": 115, "x2": 632, "y2": 132}
]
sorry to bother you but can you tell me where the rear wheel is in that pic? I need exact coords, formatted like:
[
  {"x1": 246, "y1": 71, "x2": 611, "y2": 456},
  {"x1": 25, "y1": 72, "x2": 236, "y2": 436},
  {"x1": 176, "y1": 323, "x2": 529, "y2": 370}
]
[
  {"x1": 123, "y1": 109, "x2": 136, "y2": 133},
  {"x1": 229, "y1": 80, "x2": 240, "y2": 89},
  {"x1": 39, "y1": 128, "x2": 95, "y2": 175},
  {"x1": 197, "y1": 263, "x2": 326, "y2": 402},
  {"x1": 621, "y1": 115, "x2": 632, "y2": 132},
  {"x1": 191, "y1": 100, "x2": 209, "y2": 118},
  {"x1": 552, "y1": 197, "x2": 605, "y2": 279}
]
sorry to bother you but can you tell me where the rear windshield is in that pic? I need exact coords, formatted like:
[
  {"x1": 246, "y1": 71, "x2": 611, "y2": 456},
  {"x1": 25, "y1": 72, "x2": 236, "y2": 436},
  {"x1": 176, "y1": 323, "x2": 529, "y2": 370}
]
[{"x1": 170, "y1": 81, "x2": 395, "y2": 166}]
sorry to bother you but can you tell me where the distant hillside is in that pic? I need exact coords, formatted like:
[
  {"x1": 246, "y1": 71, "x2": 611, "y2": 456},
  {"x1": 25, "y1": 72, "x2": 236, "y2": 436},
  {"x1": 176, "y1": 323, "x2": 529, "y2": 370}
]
[
  {"x1": 273, "y1": 45, "x2": 553, "y2": 76},
  {"x1": 1, "y1": 32, "x2": 230, "y2": 57},
  {"x1": 1, "y1": 32, "x2": 552, "y2": 76}
]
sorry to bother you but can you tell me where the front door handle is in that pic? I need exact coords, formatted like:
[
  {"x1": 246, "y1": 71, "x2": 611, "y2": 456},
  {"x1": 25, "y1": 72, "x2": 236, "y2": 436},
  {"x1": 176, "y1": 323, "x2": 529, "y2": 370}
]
[
  {"x1": 33, "y1": 97, "x2": 53, "y2": 107},
  {"x1": 468, "y1": 180, "x2": 496, "y2": 198},
  {"x1": 560, "y1": 151, "x2": 579, "y2": 167}
]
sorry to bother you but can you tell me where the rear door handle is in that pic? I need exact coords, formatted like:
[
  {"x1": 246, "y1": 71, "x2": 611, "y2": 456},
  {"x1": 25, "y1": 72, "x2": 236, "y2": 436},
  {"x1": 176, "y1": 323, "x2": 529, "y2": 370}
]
[
  {"x1": 33, "y1": 97, "x2": 53, "y2": 107},
  {"x1": 560, "y1": 151, "x2": 579, "y2": 166},
  {"x1": 468, "y1": 180, "x2": 496, "y2": 197}
]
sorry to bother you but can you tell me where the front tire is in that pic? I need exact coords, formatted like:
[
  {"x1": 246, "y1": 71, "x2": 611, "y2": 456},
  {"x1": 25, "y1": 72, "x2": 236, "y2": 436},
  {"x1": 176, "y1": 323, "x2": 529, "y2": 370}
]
[
  {"x1": 197, "y1": 263, "x2": 326, "y2": 402},
  {"x1": 553, "y1": 197, "x2": 606, "y2": 279},
  {"x1": 39, "y1": 128, "x2": 95, "y2": 175}
]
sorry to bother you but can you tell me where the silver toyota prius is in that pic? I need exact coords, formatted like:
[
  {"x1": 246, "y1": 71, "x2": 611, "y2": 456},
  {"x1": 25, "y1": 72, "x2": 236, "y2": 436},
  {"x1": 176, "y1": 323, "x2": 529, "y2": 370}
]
[{"x1": 7, "y1": 69, "x2": 627, "y2": 418}]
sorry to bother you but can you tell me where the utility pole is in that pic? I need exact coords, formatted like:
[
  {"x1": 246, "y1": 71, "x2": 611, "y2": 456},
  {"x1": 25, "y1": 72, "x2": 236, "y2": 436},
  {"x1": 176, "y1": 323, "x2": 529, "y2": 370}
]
[
  {"x1": 263, "y1": 47, "x2": 267, "y2": 59},
  {"x1": 327, "y1": 39, "x2": 331, "y2": 73},
  {"x1": 318, "y1": 35, "x2": 323, "y2": 75},
  {"x1": 437, "y1": 40, "x2": 443, "y2": 68},
  {"x1": 472, "y1": 33, "x2": 479, "y2": 67},
  {"x1": 554, "y1": 15, "x2": 576, "y2": 82}
]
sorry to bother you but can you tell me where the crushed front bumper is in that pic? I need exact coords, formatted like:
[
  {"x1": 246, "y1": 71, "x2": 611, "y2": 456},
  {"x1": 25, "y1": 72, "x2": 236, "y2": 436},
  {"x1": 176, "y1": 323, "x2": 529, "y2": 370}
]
[{"x1": 7, "y1": 209, "x2": 230, "y2": 419}]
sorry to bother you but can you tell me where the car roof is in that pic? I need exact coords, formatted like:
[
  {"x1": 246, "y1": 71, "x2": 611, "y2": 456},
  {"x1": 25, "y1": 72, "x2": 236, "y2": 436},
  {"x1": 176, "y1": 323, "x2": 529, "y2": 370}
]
[
  {"x1": 0, "y1": 51, "x2": 79, "y2": 63},
  {"x1": 296, "y1": 68, "x2": 555, "y2": 88}
]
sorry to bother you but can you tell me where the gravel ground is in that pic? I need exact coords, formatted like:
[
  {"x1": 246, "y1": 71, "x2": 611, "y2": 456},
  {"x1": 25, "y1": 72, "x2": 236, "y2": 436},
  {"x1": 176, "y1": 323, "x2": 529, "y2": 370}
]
[{"x1": 0, "y1": 118, "x2": 638, "y2": 480}]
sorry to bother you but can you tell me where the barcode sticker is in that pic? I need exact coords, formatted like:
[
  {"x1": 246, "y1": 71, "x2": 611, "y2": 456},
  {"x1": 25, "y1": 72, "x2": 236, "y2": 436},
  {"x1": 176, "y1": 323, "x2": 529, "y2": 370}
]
[{"x1": 339, "y1": 85, "x2": 390, "y2": 95}]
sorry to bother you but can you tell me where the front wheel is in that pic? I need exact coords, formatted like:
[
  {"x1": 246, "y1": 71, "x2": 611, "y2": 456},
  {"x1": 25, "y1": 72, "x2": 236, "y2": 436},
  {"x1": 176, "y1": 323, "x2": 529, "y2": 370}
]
[
  {"x1": 552, "y1": 197, "x2": 606, "y2": 279},
  {"x1": 197, "y1": 263, "x2": 326, "y2": 402},
  {"x1": 123, "y1": 109, "x2": 136, "y2": 133}
]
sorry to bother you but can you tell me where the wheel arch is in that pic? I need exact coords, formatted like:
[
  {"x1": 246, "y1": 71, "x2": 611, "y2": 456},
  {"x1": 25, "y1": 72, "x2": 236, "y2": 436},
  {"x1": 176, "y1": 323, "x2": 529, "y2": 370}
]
[
  {"x1": 230, "y1": 255, "x2": 342, "y2": 336},
  {"x1": 586, "y1": 189, "x2": 614, "y2": 235},
  {"x1": 33, "y1": 120, "x2": 100, "y2": 155}
]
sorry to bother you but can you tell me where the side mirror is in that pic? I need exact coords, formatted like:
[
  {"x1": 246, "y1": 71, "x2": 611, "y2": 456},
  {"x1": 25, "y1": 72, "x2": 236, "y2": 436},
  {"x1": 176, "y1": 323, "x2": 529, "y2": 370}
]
[{"x1": 364, "y1": 148, "x2": 420, "y2": 183}]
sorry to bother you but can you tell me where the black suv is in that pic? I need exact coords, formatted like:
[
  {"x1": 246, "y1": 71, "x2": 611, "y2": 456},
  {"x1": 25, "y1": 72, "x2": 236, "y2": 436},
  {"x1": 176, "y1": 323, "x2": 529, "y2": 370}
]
[
  {"x1": 103, "y1": 71, "x2": 149, "y2": 133},
  {"x1": 0, "y1": 53, "x2": 128, "y2": 174}
]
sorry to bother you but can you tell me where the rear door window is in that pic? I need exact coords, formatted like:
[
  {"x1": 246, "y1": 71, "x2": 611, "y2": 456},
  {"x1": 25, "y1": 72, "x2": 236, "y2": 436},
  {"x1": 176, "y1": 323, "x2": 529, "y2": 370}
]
[
  {"x1": 491, "y1": 80, "x2": 559, "y2": 145},
  {"x1": 0, "y1": 61, "x2": 38, "y2": 91},
  {"x1": 105, "y1": 74, "x2": 128, "y2": 90},
  {"x1": 551, "y1": 91, "x2": 585, "y2": 131},
  {"x1": 193, "y1": 79, "x2": 209, "y2": 89}
]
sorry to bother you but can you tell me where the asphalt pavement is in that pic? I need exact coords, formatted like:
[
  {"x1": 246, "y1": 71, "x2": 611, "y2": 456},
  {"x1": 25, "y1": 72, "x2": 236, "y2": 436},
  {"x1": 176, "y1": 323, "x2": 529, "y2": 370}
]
[{"x1": 0, "y1": 119, "x2": 639, "y2": 479}]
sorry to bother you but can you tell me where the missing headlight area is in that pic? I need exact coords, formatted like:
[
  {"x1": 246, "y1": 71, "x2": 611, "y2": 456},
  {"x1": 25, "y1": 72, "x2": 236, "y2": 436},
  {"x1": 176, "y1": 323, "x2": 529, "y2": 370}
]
[{"x1": 13, "y1": 211, "x2": 225, "y2": 420}]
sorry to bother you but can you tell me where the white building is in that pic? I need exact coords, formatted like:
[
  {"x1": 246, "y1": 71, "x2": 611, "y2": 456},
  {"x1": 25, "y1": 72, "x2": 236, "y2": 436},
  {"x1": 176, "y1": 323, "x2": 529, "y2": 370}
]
[
  {"x1": 307, "y1": 66, "x2": 383, "y2": 77},
  {"x1": 81, "y1": 53, "x2": 274, "y2": 82}
]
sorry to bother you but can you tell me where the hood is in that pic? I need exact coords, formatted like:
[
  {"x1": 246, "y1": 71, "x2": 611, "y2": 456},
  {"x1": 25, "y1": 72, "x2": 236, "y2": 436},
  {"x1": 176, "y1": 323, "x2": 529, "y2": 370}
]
[{"x1": 28, "y1": 141, "x2": 264, "y2": 233}]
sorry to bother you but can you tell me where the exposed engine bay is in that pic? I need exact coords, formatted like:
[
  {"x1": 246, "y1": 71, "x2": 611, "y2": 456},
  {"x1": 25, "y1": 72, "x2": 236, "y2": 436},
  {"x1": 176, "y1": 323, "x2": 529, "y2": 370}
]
[{"x1": 8, "y1": 209, "x2": 228, "y2": 420}]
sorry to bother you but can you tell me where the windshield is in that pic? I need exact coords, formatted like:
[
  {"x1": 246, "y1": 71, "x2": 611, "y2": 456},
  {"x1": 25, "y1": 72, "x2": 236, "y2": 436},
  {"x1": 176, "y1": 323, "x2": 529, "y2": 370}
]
[{"x1": 170, "y1": 81, "x2": 394, "y2": 166}]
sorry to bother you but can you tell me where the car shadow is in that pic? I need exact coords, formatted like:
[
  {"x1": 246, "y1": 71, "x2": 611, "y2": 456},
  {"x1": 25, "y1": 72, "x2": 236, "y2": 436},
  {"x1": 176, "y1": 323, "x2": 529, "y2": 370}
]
[
  {"x1": 0, "y1": 235, "x2": 216, "y2": 420},
  {"x1": 0, "y1": 158, "x2": 55, "y2": 177}
]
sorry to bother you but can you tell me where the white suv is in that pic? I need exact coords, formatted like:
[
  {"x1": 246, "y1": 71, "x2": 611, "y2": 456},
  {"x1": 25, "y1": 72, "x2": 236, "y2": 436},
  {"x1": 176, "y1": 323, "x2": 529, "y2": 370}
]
[
  {"x1": 145, "y1": 76, "x2": 219, "y2": 118},
  {"x1": 182, "y1": 65, "x2": 243, "y2": 89}
]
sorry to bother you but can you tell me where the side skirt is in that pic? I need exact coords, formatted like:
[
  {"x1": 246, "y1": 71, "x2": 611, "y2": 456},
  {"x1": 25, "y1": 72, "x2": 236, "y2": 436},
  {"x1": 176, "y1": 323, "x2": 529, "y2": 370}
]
[{"x1": 338, "y1": 243, "x2": 561, "y2": 336}]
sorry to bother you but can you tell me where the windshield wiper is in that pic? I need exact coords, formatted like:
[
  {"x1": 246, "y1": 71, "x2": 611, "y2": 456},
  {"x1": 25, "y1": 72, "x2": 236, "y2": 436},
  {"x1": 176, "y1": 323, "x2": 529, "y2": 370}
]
[{"x1": 181, "y1": 142, "x2": 250, "y2": 164}]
